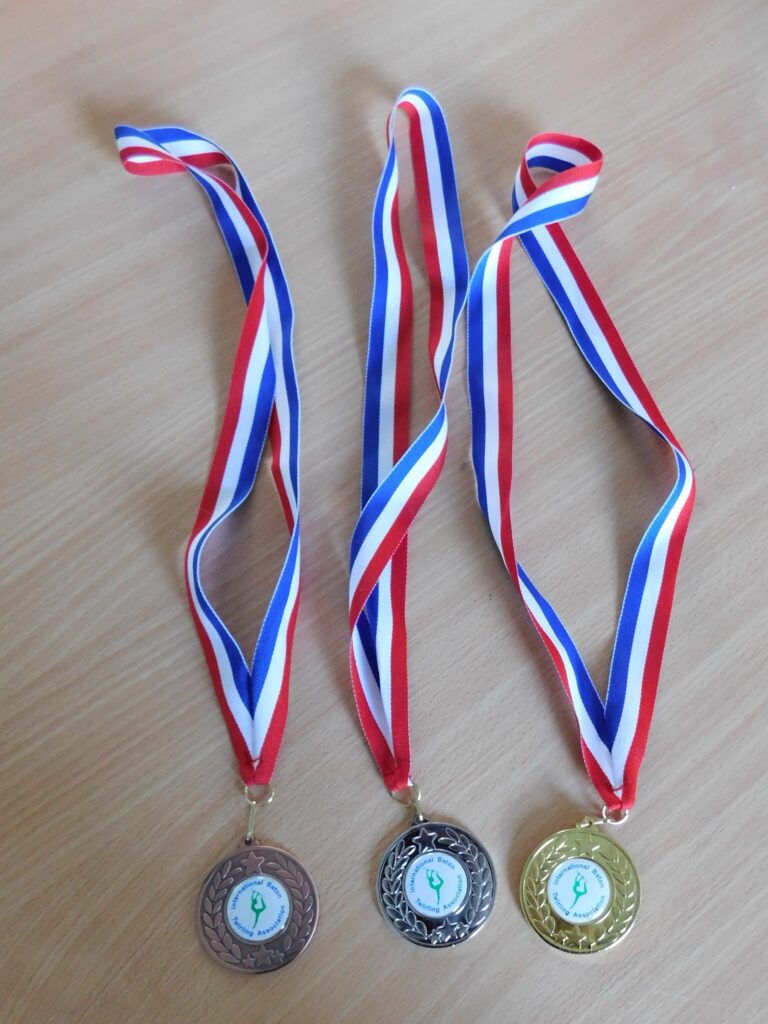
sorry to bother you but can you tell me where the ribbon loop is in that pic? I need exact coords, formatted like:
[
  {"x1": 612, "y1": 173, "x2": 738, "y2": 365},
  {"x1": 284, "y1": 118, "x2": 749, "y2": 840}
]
[
  {"x1": 502, "y1": 134, "x2": 604, "y2": 238},
  {"x1": 115, "y1": 125, "x2": 301, "y2": 787},
  {"x1": 116, "y1": 126, "x2": 233, "y2": 177},
  {"x1": 467, "y1": 133, "x2": 694, "y2": 812}
]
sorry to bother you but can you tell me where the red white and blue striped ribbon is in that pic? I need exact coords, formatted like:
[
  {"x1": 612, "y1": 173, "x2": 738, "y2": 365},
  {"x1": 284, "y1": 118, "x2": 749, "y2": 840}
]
[
  {"x1": 348, "y1": 89, "x2": 468, "y2": 792},
  {"x1": 467, "y1": 134, "x2": 695, "y2": 812},
  {"x1": 115, "y1": 125, "x2": 300, "y2": 787}
]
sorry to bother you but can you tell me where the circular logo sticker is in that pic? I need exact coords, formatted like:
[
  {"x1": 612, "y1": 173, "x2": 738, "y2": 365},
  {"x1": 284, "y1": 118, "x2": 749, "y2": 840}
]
[
  {"x1": 404, "y1": 851, "x2": 469, "y2": 919},
  {"x1": 547, "y1": 858, "x2": 612, "y2": 924},
  {"x1": 226, "y1": 874, "x2": 292, "y2": 943}
]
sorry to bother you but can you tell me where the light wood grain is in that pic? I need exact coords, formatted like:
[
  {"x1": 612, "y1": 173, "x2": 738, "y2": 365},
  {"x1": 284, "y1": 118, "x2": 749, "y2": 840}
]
[{"x1": 2, "y1": 1, "x2": 766, "y2": 1021}]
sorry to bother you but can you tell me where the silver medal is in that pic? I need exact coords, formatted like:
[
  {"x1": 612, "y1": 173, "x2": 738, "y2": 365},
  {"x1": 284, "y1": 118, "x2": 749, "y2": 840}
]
[{"x1": 377, "y1": 817, "x2": 495, "y2": 947}]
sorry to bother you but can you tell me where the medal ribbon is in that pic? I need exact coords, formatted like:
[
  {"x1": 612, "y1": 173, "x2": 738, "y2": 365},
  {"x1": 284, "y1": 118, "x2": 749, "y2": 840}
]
[
  {"x1": 115, "y1": 126, "x2": 300, "y2": 786},
  {"x1": 348, "y1": 89, "x2": 468, "y2": 791},
  {"x1": 467, "y1": 134, "x2": 695, "y2": 811}
]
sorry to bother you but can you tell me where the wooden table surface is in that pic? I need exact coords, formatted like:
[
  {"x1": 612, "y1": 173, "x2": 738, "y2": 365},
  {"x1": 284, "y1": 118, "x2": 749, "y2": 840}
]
[{"x1": 2, "y1": 2, "x2": 765, "y2": 1021}]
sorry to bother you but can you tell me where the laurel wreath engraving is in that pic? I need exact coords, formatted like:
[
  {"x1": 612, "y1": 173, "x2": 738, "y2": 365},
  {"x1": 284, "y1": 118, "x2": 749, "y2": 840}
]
[
  {"x1": 200, "y1": 859, "x2": 244, "y2": 967},
  {"x1": 521, "y1": 828, "x2": 639, "y2": 953},
  {"x1": 378, "y1": 823, "x2": 495, "y2": 947},
  {"x1": 199, "y1": 847, "x2": 317, "y2": 972}
]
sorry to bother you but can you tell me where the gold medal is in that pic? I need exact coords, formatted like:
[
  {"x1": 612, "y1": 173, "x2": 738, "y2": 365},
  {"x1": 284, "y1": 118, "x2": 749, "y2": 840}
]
[
  {"x1": 463, "y1": 131, "x2": 696, "y2": 952},
  {"x1": 520, "y1": 813, "x2": 639, "y2": 953}
]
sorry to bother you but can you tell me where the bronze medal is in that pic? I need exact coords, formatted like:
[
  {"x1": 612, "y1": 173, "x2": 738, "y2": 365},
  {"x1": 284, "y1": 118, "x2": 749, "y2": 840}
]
[{"x1": 198, "y1": 842, "x2": 318, "y2": 973}]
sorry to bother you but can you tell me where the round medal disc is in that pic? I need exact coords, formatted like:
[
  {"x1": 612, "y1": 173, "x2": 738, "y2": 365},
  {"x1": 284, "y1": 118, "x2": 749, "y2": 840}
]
[
  {"x1": 197, "y1": 843, "x2": 318, "y2": 972},
  {"x1": 520, "y1": 823, "x2": 639, "y2": 953},
  {"x1": 377, "y1": 820, "x2": 496, "y2": 948}
]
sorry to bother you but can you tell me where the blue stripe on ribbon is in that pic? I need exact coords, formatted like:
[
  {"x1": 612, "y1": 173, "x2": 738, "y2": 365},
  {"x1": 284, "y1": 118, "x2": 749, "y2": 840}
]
[
  {"x1": 410, "y1": 88, "x2": 469, "y2": 394},
  {"x1": 517, "y1": 565, "x2": 610, "y2": 745},
  {"x1": 466, "y1": 250, "x2": 491, "y2": 518},
  {"x1": 355, "y1": 611, "x2": 381, "y2": 692},
  {"x1": 510, "y1": 185, "x2": 635, "y2": 411},
  {"x1": 190, "y1": 170, "x2": 256, "y2": 300},
  {"x1": 360, "y1": 145, "x2": 399, "y2": 642},
  {"x1": 351, "y1": 404, "x2": 446, "y2": 568},
  {"x1": 604, "y1": 450, "x2": 689, "y2": 741},
  {"x1": 137, "y1": 126, "x2": 210, "y2": 145},
  {"x1": 249, "y1": 525, "x2": 300, "y2": 712},
  {"x1": 232, "y1": 356, "x2": 277, "y2": 506},
  {"x1": 190, "y1": 540, "x2": 250, "y2": 703},
  {"x1": 238, "y1": 182, "x2": 300, "y2": 500},
  {"x1": 504, "y1": 196, "x2": 591, "y2": 237},
  {"x1": 526, "y1": 155, "x2": 575, "y2": 172},
  {"x1": 517, "y1": 230, "x2": 628, "y2": 406},
  {"x1": 362, "y1": 145, "x2": 397, "y2": 508}
]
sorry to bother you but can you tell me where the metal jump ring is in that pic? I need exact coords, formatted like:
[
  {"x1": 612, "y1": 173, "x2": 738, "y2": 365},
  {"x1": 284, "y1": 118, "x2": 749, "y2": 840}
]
[
  {"x1": 601, "y1": 804, "x2": 629, "y2": 826},
  {"x1": 389, "y1": 782, "x2": 422, "y2": 815},
  {"x1": 243, "y1": 781, "x2": 275, "y2": 807}
]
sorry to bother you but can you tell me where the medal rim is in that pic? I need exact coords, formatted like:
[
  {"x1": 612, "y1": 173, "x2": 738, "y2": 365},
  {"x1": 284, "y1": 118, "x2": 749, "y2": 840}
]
[
  {"x1": 376, "y1": 819, "x2": 496, "y2": 949},
  {"x1": 519, "y1": 825, "x2": 640, "y2": 955},
  {"x1": 197, "y1": 842, "x2": 318, "y2": 973}
]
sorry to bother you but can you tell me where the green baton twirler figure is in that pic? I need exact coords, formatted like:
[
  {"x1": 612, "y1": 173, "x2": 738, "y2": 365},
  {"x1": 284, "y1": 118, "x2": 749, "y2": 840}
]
[
  {"x1": 251, "y1": 890, "x2": 267, "y2": 927},
  {"x1": 426, "y1": 868, "x2": 444, "y2": 909},
  {"x1": 569, "y1": 872, "x2": 588, "y2": 911}
]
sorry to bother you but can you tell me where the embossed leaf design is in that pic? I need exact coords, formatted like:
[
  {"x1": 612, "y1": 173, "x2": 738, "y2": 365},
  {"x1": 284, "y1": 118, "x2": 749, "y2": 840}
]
[{"x1": 380, "y1": 825, "x2": 494, "y2": 945}]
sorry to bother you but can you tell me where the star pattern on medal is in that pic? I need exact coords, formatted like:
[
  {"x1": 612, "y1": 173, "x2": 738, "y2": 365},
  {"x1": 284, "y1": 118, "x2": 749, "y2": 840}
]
[
  {"x1": 244, "y1": 946, "x2": 286, "y2": 969},
  {"x1": 430, "y1": 920, "x2": 468, "y2": 945},
  {"x1": 410, "y1": 827, "x2": 438, "y2": 854},
  {"x1": 242, "y1": 851, "x2": 266, "y2": 874}
]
